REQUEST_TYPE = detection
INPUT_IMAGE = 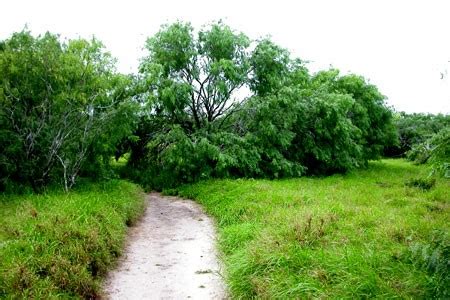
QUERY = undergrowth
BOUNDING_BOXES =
[176,159,449,298]
[0,180,145,299]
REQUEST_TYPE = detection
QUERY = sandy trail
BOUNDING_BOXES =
[103,193,227,299]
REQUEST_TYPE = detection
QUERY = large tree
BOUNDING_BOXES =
[310,70,397,162]
[0,31,136,191]
[129,22,397,189]
[139,21,251,131]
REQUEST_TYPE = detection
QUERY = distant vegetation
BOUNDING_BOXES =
[385,113,449,156]
[385,113,450,177]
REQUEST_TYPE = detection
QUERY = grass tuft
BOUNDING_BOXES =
[0,180,145,299]
[405,177,436,190]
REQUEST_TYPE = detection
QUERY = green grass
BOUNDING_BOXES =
[0,180,145,299]
[176,159,449,299]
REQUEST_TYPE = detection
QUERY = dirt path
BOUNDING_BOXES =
[103,193,227,299]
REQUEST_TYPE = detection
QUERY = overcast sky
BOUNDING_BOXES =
[2,0,449,113]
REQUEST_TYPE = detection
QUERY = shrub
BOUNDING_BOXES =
[428,128,450,178]
[405,177,436,190]
[409,230,449,298]
[406,128,450,178]
[385,113,450,157]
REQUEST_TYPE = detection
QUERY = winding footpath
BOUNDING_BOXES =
[103,193,227,299]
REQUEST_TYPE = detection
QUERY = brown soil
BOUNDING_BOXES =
[103,193,227,299]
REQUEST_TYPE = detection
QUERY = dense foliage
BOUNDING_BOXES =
[385,112,450,157]
[383,113,450,177]
[0,23,417,192]
[0,31,137,191]
[128,21,397,189]
[408,127,450,177]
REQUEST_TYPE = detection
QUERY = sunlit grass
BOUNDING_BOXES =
[177,159,449,298]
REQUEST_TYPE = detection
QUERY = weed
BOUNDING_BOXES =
[0,180,145,298]
[162,188,179,196]
[409,230,449,298]
[405,177,436,190]
[178,159,449,298]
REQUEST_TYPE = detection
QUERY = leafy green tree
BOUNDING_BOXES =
[250,39,290,96]
[239,87,363,177]
[311,70,397,162]
[385,112,450,157]
[238,90,303,178]
[129,22,397,189]
[128,21,257,188]
[0,30,137,191]
[139,21,251,131]
[250,39,310,97]
[335,73,397,161]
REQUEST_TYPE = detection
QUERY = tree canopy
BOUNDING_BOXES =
[0,22,404,191]
[126,21,398,189]
[0,30,136,191]
[139,21,251,131]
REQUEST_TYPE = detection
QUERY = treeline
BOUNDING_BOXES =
[385,113,449,176]
[0,22,447,191]
[124,22,397,189]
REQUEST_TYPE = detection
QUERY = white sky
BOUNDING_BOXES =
[2,0,449,114]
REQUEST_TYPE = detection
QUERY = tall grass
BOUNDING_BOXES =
[0,180,145,298]
[177,159,449,298]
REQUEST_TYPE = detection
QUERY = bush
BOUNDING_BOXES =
[405,177,436,190]
[409,230,449,298]
[241,88,364,176]
[406,128,450,178]
[385,113,450,157]
[428,128,450,178]
[128,125,261,190]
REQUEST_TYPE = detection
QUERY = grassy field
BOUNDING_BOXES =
[0,180,145,298]
[176,159,449,299]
